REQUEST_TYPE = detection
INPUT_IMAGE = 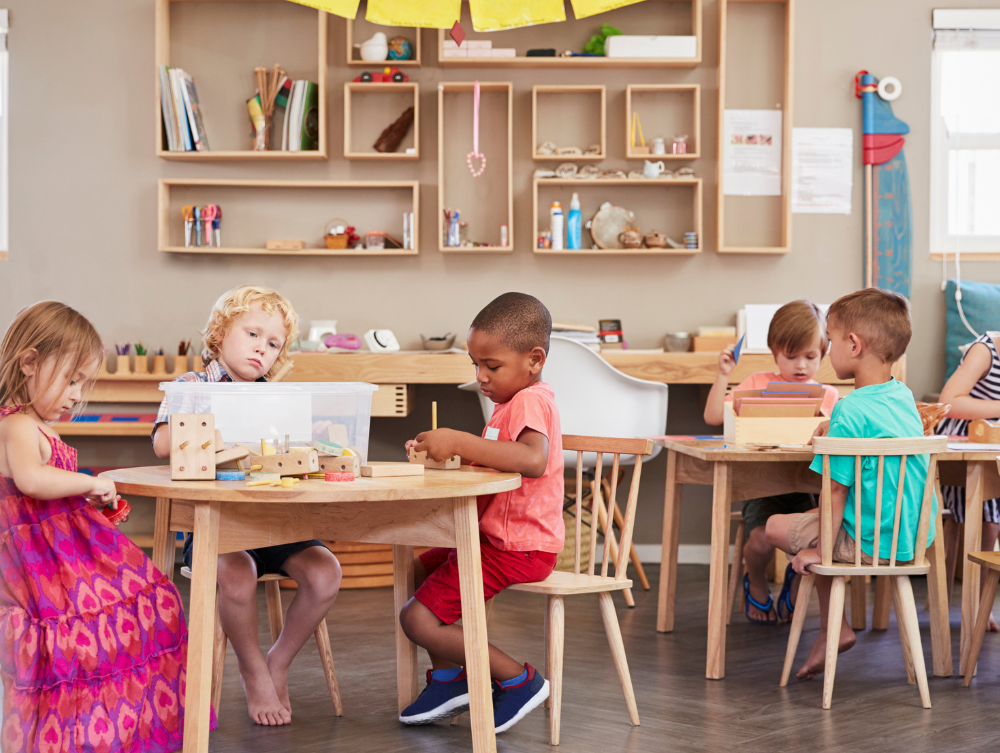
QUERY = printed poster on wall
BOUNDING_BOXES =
[722,109,783,196]
[791,128,853,214]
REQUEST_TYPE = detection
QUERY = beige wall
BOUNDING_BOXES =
[4,0,1000,547]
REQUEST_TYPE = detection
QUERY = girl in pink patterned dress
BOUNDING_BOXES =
[0,302,194,753]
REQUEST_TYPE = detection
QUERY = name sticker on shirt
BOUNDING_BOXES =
[484,426,500,441]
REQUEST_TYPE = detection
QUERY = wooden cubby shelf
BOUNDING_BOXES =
[158,178,419,256]
[532,85,606,161]
[154,0,328,161]
[346,5,421,67]
[717,0,794,254]
[438,82,514,253]
[532,177,703,255]
[625,84,700,160]
[438,0,701,69]
[344,82,419,160]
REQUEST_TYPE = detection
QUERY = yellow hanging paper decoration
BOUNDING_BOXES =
[571,0,646,21]
[366,0,461,29]
[469,0,565,32]
[285,0,360,19]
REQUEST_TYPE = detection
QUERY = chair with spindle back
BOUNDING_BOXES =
[779,436,946,709]
[507,434,654,746]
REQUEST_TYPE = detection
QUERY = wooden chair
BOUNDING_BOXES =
[779,436,945,709]
[508,435,654,746]
[179,567,342,718]
[962,454,1000,687]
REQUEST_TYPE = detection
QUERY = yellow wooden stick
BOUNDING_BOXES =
[432,401,437,431]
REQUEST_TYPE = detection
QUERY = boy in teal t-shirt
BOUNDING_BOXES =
[766,288,933,682]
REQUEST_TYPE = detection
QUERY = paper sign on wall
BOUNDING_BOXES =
[722,109,783,196]
[791,128,853,214]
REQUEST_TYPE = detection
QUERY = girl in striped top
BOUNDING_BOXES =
[938,332,1000,629]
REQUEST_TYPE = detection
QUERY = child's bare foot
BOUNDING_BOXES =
[239,663,291,725]
[266,651,292,715]
[796,621,856,680]
[989,611,999,632]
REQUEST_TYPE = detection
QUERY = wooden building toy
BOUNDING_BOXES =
[215,445,250,469]
[361,462,424,478]
[319,454,361,475]
[408,400,461,469]
[169,413,216,480]
[256,449,320,476]
[969,419,1000,444]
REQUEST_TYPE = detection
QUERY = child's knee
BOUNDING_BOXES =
[297,553,343,603]
[216,553,258,599]
[399,598,431,642]
[764,516,783,548]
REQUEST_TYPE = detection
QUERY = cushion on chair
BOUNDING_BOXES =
[945,279,1000,378]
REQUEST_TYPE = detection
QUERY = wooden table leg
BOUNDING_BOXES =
[454,495,496,753]
[926,505,953,677]
[392,544,418,712]
[657,450,682,633]
[182,500,220,753]
[960,462,987,677]
[152,497,174,583]
[706,461,731,679]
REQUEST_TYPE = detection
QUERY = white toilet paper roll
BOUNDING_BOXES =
[877,76,902,101]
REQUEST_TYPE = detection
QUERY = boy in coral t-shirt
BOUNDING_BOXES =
[399,292,563,734]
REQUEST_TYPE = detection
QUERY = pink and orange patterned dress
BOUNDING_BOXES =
[0,405,191,752]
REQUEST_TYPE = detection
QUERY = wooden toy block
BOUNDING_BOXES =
[969,419,1000,444]
[214,429,224,448]
[248,472,280,482]
[723,403,824,447]
[327,424,351,447]
[409,447,461,470]
[215,445,250,467]
[318,455,361,475]
[256,450,320,476]
[170,414,216,480]
[241,443,262,457]
[361,462,425,478]
[315,439,346,456]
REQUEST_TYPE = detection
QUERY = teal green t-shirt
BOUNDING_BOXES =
[807,378,935,561]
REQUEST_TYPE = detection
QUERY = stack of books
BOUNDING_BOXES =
[552,323,601,352]
[281,80,319,152]
[159,65,209,152]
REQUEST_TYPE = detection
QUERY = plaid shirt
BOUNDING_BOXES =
[152,360,265,444]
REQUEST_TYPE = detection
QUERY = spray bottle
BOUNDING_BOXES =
[550,201,564,251]
[567,193,582,250]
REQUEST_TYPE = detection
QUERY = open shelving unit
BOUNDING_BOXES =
[532,85,606,161]
[346,4,421,67]
[158,178,419,256]
[437,82,513,253]
[154,0,328,161]
[625,84,700,160]
[344,82,420,160]
[438,0,701,69]
[532,177,703,255]
[716,0,794,254]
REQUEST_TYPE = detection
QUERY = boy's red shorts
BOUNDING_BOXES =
[415,537,557,625]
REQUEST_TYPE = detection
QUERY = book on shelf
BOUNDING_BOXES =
[158,64,208,152]
[179,69,209,151]
[280,79,319,152]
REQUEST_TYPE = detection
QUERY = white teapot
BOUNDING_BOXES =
[643,160,667,179]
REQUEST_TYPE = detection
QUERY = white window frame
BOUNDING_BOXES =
[930,9,1000,260]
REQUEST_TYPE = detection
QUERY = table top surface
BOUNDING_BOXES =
[656,437,1000,463]
[101,464,521,503]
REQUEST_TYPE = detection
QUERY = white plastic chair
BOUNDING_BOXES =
[460,335,669,602]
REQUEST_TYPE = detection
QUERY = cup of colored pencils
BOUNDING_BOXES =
[250,64,285,151]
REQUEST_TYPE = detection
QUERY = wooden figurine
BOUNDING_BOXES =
[361,462,424,478]
[256,449,320,476]
[409,401,460,470]
[968,419,1000,444]
[318,455,361,475]
[170,414,216,481]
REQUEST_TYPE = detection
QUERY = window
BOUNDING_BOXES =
[931,10,1000,258]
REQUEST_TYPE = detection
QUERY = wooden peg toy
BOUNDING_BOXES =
[215,445,251,468]
[170,414,216,480]
[318,454,361,475]
[361,462,424,478]
[409,401,460,470]
[256,449,320,476]
[969,419,1000,443]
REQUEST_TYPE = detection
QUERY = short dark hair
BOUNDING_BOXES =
[470,292,552,354]
[767,300,827,357]
[827,288,911,362]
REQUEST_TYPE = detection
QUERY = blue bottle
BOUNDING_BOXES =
[567,193,582,250]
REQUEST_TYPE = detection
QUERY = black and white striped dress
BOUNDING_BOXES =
[937,333,1000,523]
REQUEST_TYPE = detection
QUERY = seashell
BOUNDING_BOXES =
[627,170,645,180]
[534,168,557,179]
[536,141,557,155]
[578,165,601,179]
[602,170,627,180]
[584,143,602,155]
[675,167,696,178]
[556,146,582,156]
[555,162,578,179]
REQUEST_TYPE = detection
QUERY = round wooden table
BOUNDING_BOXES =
[102,464,520,753]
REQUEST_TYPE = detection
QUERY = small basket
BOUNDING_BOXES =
[325,218,349,249]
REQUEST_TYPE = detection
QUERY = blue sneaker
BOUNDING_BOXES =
[399,669,470,724]
[492,663,550,734]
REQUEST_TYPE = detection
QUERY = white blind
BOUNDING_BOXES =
[934,29,1000,50]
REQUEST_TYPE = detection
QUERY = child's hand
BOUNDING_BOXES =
[84,477,118,509]
[404,438,419,453]
[808,421,830,445]
[791,547,821,575]
[413,429,462,462]
[717,344,736,376]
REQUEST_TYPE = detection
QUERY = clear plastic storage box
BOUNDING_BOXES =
[159,382,378,464]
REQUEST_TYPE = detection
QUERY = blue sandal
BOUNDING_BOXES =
[743,573,777,624]
[776,563,797,622]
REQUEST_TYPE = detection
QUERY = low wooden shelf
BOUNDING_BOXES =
[625,84,700,160]
[344,82,419,160]
[532,85,606,161]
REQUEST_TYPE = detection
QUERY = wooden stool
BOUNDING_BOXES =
[179,567,343,717]
[963,550,1000,686]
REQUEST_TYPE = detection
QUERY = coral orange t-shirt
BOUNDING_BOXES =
[475,382,565,553]
[725,371,840,417]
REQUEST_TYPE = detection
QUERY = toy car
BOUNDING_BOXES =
[353,67,408,83]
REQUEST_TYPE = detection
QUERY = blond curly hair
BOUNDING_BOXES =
[201,286,299,379]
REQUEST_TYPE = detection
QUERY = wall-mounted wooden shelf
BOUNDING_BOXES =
[532,178,703,255]
[344,82,419,160]
[158,178,419,256]
[346,8,421,67]
[438,82,513,253]
[717,0,794,254]
[154,0,328,161]
[532,85,606,161]
[625,84,700,160]
[437,0,701,69]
